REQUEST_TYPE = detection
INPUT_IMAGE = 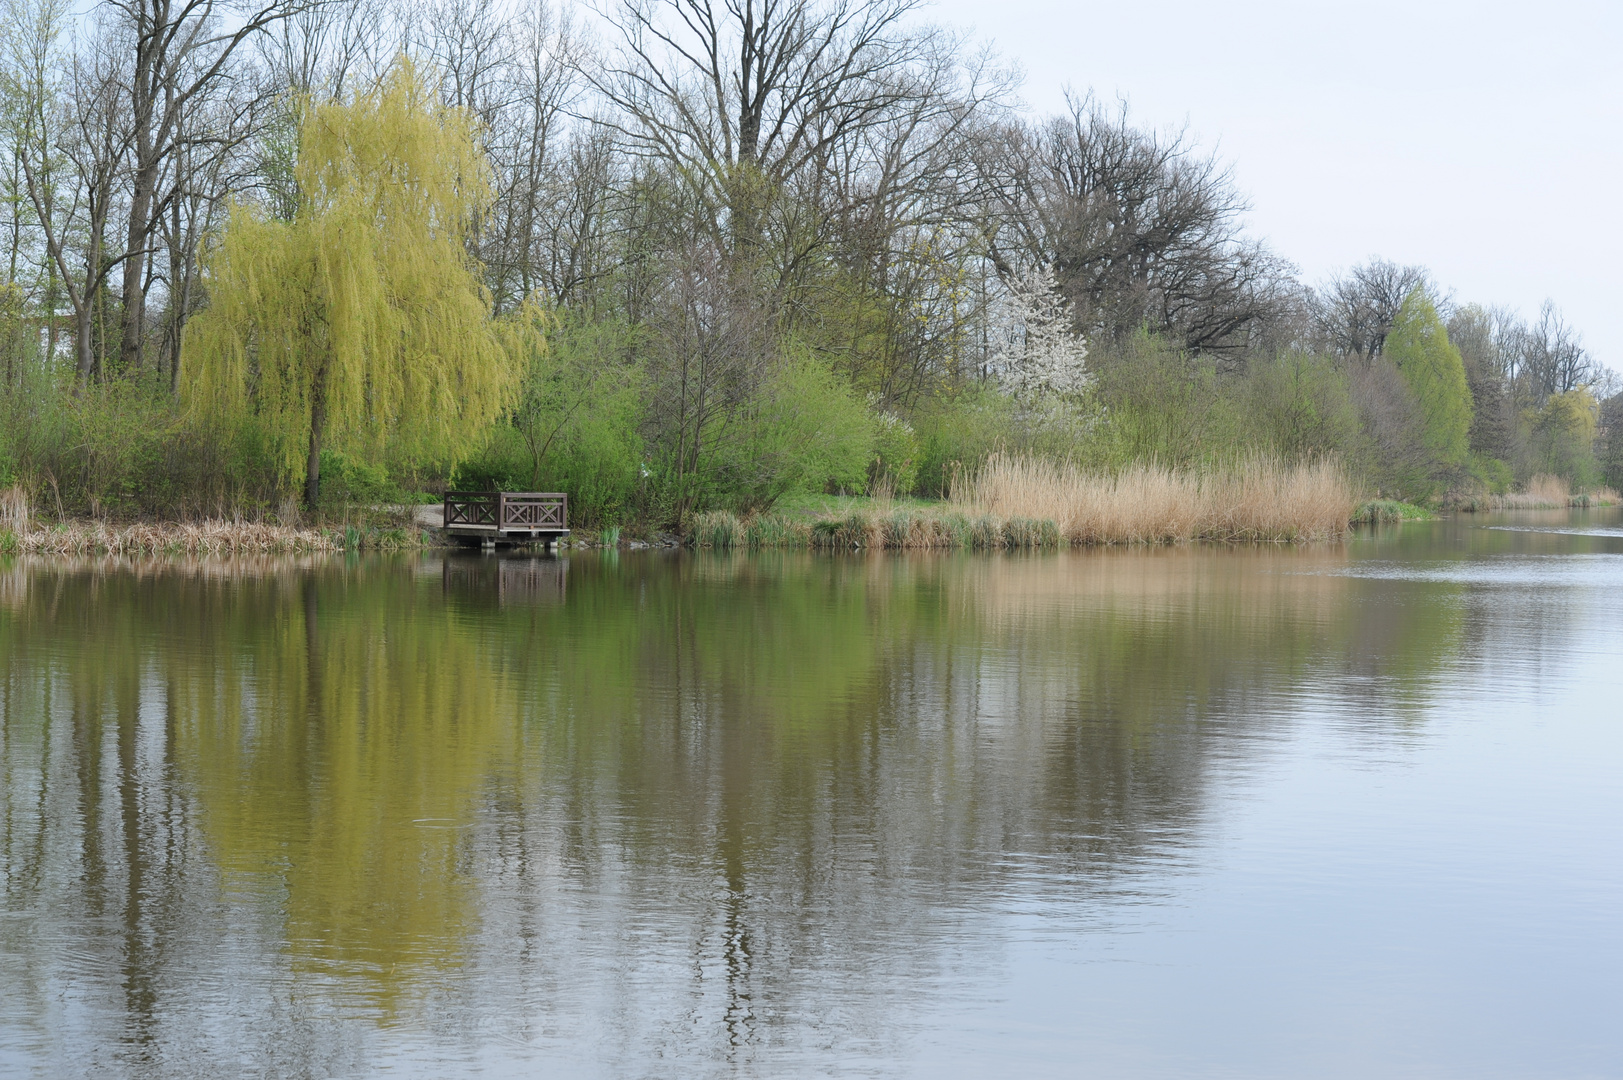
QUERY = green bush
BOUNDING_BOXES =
[1246,352,1361,459]
[737,353,876,506]
[456,310,647,527]
[912,384,1019,497]
[1527,390,1600,489]
[317,449,398,510]
[870,410,920,494]
[1468,454,1515,495]
[1089,333,1245,469]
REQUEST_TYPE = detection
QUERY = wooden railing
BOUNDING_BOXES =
[443,491,567,531]
[499,492,567,529]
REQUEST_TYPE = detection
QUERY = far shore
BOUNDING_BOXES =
[3,466,1615,558]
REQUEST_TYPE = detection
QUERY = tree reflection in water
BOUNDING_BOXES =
[0,545,1474,1074]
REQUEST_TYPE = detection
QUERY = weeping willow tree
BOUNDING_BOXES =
[182,59,523,507]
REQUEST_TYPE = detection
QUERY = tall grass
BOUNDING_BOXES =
[686,453,1356,550]
[1,485,27,534]
[688,507,1061,550]
[1482,475,1622,509]
[14,520,341,555]
[1494,473,1569,509]
[5,517,429,555]
[954,453,1359,543]
[1351,499,1431,525]
[1490,474,1574,509]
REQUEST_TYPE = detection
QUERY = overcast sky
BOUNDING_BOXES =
[926,0,1622,367]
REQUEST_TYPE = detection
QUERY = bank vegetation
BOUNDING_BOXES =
[1,0,1618,544]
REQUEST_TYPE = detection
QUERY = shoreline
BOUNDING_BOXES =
[2,499,1614,559]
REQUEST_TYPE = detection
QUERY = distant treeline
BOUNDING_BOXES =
[0,0,1616,525]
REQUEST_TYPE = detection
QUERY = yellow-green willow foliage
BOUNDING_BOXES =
[182,59,523,506]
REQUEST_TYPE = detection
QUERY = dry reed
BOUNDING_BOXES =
[953,453,1360,544]
[1489,474,1570,509]
[687,507,1060,550]
[15,520,351,556]
[1,485,28,535]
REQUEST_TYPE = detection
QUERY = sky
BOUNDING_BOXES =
[925,0,1623,369]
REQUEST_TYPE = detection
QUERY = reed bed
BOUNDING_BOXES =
[1452,481,1619,513]
[954,454,1359,543]
[687,453,1354,550]
[1,485,27,535]
[14,520,344,555]
[0,482,432,555]
[1482,474,1618,510]
[1351,499,1431,525]
[688,508,1062,550]
[1487,474,1571,509]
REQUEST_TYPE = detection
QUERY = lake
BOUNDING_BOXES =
[2,510,1620,1078]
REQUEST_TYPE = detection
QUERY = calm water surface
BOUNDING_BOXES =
[2,511,1620,1078]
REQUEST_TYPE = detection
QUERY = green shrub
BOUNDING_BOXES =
[913,385,1019,498]
[737,353,876,506]
[1527,390,1600,489]
[1089,333,1245,469]
[1469,455,1515,495]
[871,411,920,494]
[318,449,398,510]
[1246,352,1361,459]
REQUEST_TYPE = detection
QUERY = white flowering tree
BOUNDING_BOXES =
[997,267,1091,400]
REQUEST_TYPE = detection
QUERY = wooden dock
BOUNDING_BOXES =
[442,491,569,547]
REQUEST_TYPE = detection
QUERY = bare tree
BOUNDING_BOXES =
[1312,258,1428,363]
[981,93,1291,359]
[588,0,933,256]
[1517,299,1598,405]
[107,0,299,375]
[456,0,594,310]
[644,242,774,516]
[809,36,1012,402]
[17,14,132,386]
[150,74,260,390]
[0,0,74,365]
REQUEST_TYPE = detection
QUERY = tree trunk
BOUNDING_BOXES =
[73,304,94,388]
[119,159,157,374]
[305,363,328,511]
